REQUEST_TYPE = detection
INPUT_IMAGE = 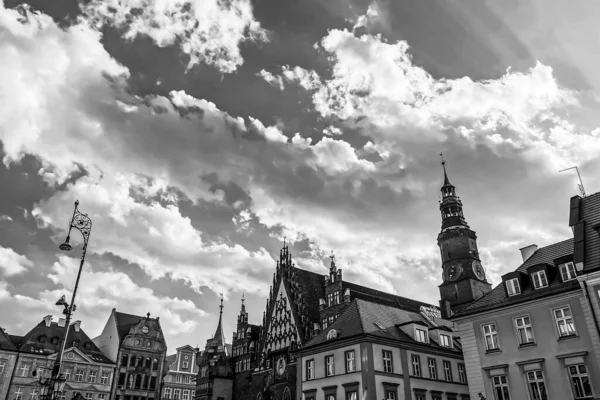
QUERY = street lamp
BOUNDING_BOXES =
[33,368,67,400]
[50,200,92,398]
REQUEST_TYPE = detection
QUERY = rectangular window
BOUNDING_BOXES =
[439,333,451,347]
[414,328,428,343]
[176,375,182,383]
[333,290,340,305]
[306,359,315,380]
[415,396,425,400]
[15,389,23,400]
[184,375,190,383]
[411,355,421,377]
[482,323,500,350]
[384,391,396,400]
[560,262,577,281]
[75,370,84,382]
[327,292,336,307]
[346,391,357,400]
[19,364,30,377]
[325,355,334,377]
[326,396,336,400]
[526,370,547,400]
[98,395,105,400]
[174,389,181,400]
[84,394,93,400]
[100,372,109,385]
[458,363,467,384]
[30,389,38,400]
[568,365,593,399]
[427,358,437,379]
[443,360,452,381]
[515,316,535,345]
[382,350,393,373]
[491,375,510,400]
[553,306,576,337]
[87,370,97,383]
[345,351,356,373]
[183,361,189,368]
[506,278,520,296]
[64,369,72,381]
[531,270,548,289]
[182,390,190,400]
[322,318,328,329]
[165,389,172,400]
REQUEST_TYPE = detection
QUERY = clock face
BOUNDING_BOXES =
[276,356,287,377]
[142,326,149,334]
[473,260,486,280]
[446,262,462,282]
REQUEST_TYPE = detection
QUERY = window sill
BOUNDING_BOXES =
[558,334,578,341]
[485,348,501,355]
[518,342,537,349]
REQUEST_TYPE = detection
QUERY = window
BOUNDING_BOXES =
[191,390,195,399]
[326,396,335,400]
[15,389,23,400]
[98,395,106,400]
[346,391,357,400]
[553,306,576,337]
[87,370,97,383]
[415,396,425,400]
[439,333,451,347]
[560,262,577,281]
[100,372,109,385]
[0,360,4,374]
[64,369,71,381]
[382,350,393,373]
[482,323,500,350]
[568,365,593,399]
[345,351,355,373]
[176,374,182,383]
[30,389,38,400]
[184,375,190,383]
[183,390,190,400]
[414,328,428,343]
[514,316,535,345]
[325,355,334,377]
[306,359,315,380]
[506,278,521,296]
[165,388,172,399]
[174,389,181,400]
[327,291,340,307]
[384,391,396,400]
[458,363,467,383]
[427,358,437,379]
[322,318,328,330]
[443,360,452,381]
[19,364,30,377]
[526,370,547,400]
[531,270,548,289]
[183,361,189,368]
[411,355,421,377]
[75,369,84,382]
[491,375,510,400]
[85,393,93,400]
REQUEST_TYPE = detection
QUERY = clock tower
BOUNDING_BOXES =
[437,157,491,318]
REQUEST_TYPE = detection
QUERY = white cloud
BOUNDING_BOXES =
[81,0,268,73]
[352,2,381,32]
[257,69,284,91]
[0,246,33,276]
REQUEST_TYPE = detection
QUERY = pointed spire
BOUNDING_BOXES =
[438,153,469,230]
[240,292,246,313]
[440,153,451,186]
[212,292,225,347]
[329,250,336,271]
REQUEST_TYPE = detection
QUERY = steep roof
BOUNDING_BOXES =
[114,311,145,343]
[15,319,112,363]
[303,298,460,354]
[344,281,434,312]
[165,353,177,370]
[0,328,17,351]
[453,238,576,318]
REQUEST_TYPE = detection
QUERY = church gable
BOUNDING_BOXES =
[264,281,300,353]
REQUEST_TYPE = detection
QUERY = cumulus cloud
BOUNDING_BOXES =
[81,0,268,73]
[257,69,284,91]
[0,246,33,276]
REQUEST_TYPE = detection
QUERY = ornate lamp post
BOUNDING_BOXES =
[33,367,67,400]
[48,200,92,399]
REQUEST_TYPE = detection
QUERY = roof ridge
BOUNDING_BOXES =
[354,299,366,333]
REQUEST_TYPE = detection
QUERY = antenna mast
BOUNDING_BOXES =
[559,166,586,198]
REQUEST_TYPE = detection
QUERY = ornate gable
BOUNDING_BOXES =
[264,281,300,353]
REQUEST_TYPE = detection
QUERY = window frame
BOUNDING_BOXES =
[442,360,453,382]
[414,327,428,343]
[439,333,452,348]
[560,262,577,281]
[458,363,467,384]
[552,305,577,338]
[427,357,437,380]
[306,358,315,380]
[491,375,510,400]
[506,278,521,296]
[531,270,548,290]
[567,364,594,399]
[526,370,547,400]
[345,350,356,373]
[325,354,335,377]
[482,323,500,351]
[514,315,535,345]
[382,349,393,373]
[411,354,421,377]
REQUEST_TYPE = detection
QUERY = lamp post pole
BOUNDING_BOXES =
[49,200,93,400]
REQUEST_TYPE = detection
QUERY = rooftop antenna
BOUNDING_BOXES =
[559,166,586,198]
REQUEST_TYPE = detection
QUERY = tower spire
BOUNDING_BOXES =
[212,292,225,347]
[440,153,451,186]
[438,155,468,231]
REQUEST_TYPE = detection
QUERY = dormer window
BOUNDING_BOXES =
[559,262,577,282]
[415,328,428,343]
[506,278,521,296]
[531,270,548,289]
[439,333,452,347]
[326,329,338,340]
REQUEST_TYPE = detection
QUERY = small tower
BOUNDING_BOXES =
[437,155,492,318]
[319,252,346,329]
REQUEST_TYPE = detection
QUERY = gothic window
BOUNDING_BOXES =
[283,387,291,400]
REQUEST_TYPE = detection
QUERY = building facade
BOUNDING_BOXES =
[6,315,115,400]
[230,296,261,400]
[0,328,21,400]
[450,191,600,400]
[296,299,470,400]
[162,345,199,400]
[93,309,168,400]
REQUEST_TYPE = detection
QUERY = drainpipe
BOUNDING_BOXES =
[583,281,600,335]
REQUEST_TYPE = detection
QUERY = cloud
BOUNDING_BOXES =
[0,246,33,276]
[81,0,268,73]
[257,69,284,91]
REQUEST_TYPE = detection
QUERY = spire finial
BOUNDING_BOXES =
[219,292,224,316]
[241,292,245,305]
[440,153,451,185]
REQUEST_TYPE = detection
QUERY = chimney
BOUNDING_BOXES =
[72,320,81,332]
[43,315,53,327]
[58,318,66,327]
[520,244,538,262]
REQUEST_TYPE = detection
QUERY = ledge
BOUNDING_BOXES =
[516,358,545,366]
[558,334,578,342]
[518,342,537,349]
[485,348,502,355]
[556,351,588,360]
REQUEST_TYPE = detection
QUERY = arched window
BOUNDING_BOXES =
[283,387,291,400]
[152,359,159,371]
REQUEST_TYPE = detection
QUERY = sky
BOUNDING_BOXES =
[1,0,600,353]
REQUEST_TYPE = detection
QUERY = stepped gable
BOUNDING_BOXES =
[453,238,575,317]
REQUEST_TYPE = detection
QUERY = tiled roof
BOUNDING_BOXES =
[453,238,576,318]
[114,311,145,343]
[0,328,17,351]
[302,299,460,354]
[580,192,600,272]
[14,320,113,364]
[344,281,435,312]
[166,354,177,370]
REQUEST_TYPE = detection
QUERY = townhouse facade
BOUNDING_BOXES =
[5,315,115,400]
[162,345,199,400]
[93,309,168,400]
[0,328,20,400]
[450,191,600,400]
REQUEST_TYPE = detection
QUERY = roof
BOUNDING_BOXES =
[0,328,17,351]
[166,353,177,370]
[114,311,145,343]
[302,299,460,354]
[344,281,434,312]
[12,319,113,364]
[453,238,576,318]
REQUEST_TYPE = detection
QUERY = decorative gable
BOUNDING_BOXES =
[264,281,300,353]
